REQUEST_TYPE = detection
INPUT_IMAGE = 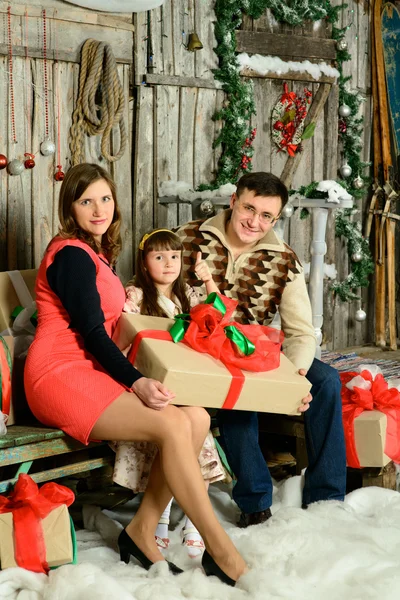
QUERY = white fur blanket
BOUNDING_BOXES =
[1,477,400,599]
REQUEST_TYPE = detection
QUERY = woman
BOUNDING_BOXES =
[24,163,247,586]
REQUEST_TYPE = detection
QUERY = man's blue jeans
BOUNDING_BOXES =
[216,358,346,514]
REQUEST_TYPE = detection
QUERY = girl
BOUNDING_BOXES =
[112,229,227,559]
[24,164,247,586]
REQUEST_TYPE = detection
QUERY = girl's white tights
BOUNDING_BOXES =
[155,498,204,557]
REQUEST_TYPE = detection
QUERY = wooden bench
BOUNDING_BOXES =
[0,425,114,494]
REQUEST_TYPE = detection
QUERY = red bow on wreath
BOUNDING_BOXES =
[281,82,297,107]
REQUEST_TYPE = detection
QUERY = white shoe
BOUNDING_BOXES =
[181,526,205,559]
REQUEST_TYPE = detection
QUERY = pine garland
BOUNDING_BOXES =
[207,1,373,303]
[203,0,341,189]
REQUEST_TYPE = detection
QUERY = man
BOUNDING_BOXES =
[176,171,346,527]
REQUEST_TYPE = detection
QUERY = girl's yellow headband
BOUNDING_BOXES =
[138,229,174,250]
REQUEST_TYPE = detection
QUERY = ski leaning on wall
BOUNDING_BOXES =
[366,0,399,350]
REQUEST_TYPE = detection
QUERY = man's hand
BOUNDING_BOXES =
[132,377,175,411]
[194,251,212,283]
[297,368,312,413]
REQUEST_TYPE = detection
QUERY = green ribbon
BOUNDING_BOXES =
[224,325,255,356]
[204,292,227,315]
[169,293,255,356]
[170,314,191,343]
[11,306,37,328]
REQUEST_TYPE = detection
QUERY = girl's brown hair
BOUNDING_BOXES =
[132,230,191,317]
[58,163,122,265]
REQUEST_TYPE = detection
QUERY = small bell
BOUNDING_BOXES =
[187,32,203,52]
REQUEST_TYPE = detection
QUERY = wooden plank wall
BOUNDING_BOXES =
[134,0,372,351]
[132,0,222,245]
[0,0,134,282]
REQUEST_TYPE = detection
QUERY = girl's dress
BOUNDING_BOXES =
[24,238,141,445]
[110,284,227,492]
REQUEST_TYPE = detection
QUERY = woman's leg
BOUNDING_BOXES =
[91,393,246,580]
[126,405,210,559]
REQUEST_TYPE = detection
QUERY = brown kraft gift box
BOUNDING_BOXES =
[353,411,391,467]
[0,504,73,569]
[114,313,312,415]
[0,270,37,333]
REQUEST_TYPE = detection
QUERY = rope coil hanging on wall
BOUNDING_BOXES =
[69,39,127,165]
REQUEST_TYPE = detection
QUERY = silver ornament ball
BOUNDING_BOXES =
[40,140,56,156]
[353,176,364,190]
[340,163,352,178]
[355,308,367,322]
[281,203,294,218]
[338,104,351,118]
[7,159,24,176]
[352,251,363,262]
[336,39,348,51]
[200,199,214,216]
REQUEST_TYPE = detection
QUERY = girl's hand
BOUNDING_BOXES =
[132,377,175,411]
[195,251,212,283]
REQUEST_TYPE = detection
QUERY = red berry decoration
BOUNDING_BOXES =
[24,153,35,169]
[54,165,65,182]
[273,121,284,131]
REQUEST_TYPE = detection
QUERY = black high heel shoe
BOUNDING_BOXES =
[201,549,236,586]
[118,529,183,574]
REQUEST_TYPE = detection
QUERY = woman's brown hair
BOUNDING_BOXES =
[132,230,191,318]
[58,163,122,265]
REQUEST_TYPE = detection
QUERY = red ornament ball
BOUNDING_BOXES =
[273,121,284,131]
[24,158,35,169]
[24,153,35,169]
[54,169,65,182]
[0,154,7,170]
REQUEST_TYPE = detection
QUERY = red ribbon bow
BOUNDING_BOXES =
[182,295,283,372]
[340,370,400,468]
[0,474,75,573]
[281,82,297,107]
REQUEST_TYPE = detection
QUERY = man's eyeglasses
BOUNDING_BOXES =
[235,201,280,225]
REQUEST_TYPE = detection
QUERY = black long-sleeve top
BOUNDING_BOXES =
[46,246,143,388]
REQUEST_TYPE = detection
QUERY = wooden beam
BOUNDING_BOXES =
[141,73,223,90]
[240,68,336,85]
[0,3,134,31]
[0,456,114,493]
[0,43,133,65]
[280,83,332,188]
[236,31,336,61]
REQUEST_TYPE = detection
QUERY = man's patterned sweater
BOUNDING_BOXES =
[176,209,316,370]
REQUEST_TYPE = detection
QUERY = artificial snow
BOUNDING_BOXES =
[159,181,236,202]
[237,53,339,81]
[303,262,337,281]
[1,479,400,599]
[316,180,354,204]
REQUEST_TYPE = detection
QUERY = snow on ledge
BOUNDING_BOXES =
[237,53,339,81]
[159,181,236,202]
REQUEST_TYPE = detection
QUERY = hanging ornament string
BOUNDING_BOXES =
[7,5,16,145]
[24,9,35,169]
[54,16,64,181]
[40,9,55,156]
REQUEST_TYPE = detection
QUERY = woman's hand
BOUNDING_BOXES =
[297,368,312,413]
[132,377,175,411]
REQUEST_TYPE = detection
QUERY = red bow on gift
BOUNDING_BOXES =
[340,370,400,468]
[0,474,74,573]
[181,294,283,372]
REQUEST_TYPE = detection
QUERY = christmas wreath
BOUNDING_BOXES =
[271,83,313,156]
